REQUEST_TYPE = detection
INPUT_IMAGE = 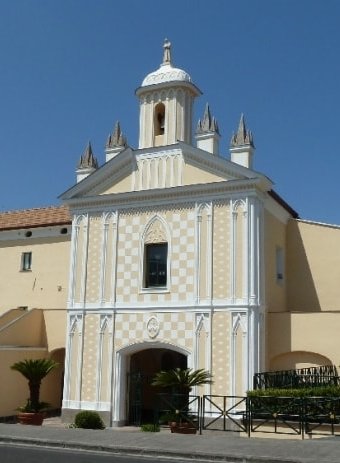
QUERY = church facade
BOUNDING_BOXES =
[59,41,340,426]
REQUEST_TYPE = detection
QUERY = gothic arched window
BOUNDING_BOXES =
[142,216,170,289]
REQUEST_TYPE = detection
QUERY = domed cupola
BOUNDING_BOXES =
[136,40,201,149]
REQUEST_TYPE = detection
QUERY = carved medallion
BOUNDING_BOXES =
[147,316,160,339]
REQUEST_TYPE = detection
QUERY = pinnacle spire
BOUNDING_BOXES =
[196,103,219,134]
[162,38,172,66]
[106,121,127,149]
[78,141,98,169]
[230,114,254,147]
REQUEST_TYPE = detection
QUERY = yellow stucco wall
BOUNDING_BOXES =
[264,210,287,313]
[267,312,340,368]
[101,174,132,195]
[287,220,340,311]
[0,236,70,313]
[0,349,48,416]
[183,163,226,185]
[43,310,67,352]
[0,309,46,347]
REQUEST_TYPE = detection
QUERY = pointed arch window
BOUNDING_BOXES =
[141,216,170,290]
[145,243,168,287]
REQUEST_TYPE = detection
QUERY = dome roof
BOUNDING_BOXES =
[141,63,192,87]
[141,40,192,88]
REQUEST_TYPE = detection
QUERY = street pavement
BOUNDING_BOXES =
[0,419,339,463]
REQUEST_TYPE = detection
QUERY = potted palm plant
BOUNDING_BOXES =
[10,358,58,425]
[152,368,213,433]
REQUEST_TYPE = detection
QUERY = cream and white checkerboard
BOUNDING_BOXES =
[116,207,195,304]
[114,311,194,350]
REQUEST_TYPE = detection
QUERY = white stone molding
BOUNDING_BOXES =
[206,204,213,304]
[194,205,201,303]
[80,214,89,305]
[146,315,160,339]
[134,151,183,190]
[195,202,213,305]
[248,198,260,306]
[110,212,119,305]
[230,199,246,304]
[230,311,248,397]
[96,314,114,406]
[63,400,111,411]
[195,313,211,396]
[99,212,117,305]
[242,199,249,302]
[62,313,84,407]
[68,215,86,307]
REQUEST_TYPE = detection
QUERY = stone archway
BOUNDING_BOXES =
[112,342,191,426]
[270,351,333,371]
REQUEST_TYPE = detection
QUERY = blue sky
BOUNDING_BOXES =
[0,0,339,224]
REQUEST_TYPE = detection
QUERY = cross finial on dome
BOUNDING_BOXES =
[162,38,172,65]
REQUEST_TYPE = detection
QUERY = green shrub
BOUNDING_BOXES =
[140,423,160,432]
[247,386,340,398]
[74,411,105,429]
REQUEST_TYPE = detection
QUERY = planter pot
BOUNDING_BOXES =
[169,421,197,434]
[17,412,45,426]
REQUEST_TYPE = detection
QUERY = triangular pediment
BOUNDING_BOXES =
[60,143,271,202]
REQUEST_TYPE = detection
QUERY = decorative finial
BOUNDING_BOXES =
[196,103,220,134]
[230,114,254,147]
[162,38,172,65]
[106,121,127,149]
[78,141,99,169]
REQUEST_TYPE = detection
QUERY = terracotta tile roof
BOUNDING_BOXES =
[0,205,71,231]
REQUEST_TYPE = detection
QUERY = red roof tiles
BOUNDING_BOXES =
[0,205,71,231]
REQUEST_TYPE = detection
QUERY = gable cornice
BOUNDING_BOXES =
[59,147,134,200]
[178,141,271,185]
[60,142,273,201]
[62,178,266,212]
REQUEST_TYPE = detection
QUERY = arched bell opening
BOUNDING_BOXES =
[154,102,166,146]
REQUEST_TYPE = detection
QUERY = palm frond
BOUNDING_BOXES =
[11,358,58,382]
[152,368,213,389]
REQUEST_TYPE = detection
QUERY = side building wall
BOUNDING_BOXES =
[267,219,340,370]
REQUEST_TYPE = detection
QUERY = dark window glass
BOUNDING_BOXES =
[22,252,32,271]
[145,243,167,287]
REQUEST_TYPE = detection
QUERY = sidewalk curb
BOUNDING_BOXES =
[0,435,313,463]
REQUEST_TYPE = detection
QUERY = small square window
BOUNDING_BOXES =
[144,243,167,288]
[21,252,32,271]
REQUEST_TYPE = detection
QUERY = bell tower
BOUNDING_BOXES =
[136,40,201,149]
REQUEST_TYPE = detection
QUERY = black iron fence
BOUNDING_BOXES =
[154,393,340,438]
[155,393,201,432]
[201,395,249,436]
[254,365,339,390]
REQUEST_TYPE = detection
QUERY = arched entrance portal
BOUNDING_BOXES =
[128,348,187,425]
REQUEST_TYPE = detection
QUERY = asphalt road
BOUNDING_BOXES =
[0,443,210,463]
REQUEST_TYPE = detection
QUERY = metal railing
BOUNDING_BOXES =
[153,393,340,438]
[254,365,339,390]
[155,393,200,431]
[201,395,249,436]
